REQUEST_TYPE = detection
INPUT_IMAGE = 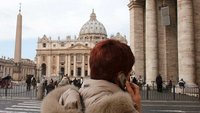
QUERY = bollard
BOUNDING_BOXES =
[173,85,175,100]
[37,83,44,100]
[5,86,7,97]
[146,84,149,100]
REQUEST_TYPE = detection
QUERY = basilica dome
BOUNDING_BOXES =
[78,10,107,41]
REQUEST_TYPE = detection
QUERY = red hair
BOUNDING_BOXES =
[89,39,135,82]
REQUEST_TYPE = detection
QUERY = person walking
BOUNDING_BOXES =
[31,77,37,89]
[156,74,163,92]
[166,80,172,91]
[26,77,31,91]
[46,81,55,94]
[132,76,138,85]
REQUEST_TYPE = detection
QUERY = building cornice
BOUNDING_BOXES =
[128,0,145,10]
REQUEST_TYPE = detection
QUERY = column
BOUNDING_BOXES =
[10,68,13,77]
[193,0,200,84]
[81,54,85,77]
[3,66,5,77]
[145,0,158,85]
[0,66,2,77]
[73,54,76,77]
[65,55,68,75]
[67,54,71,76]
[128,0,145,79]
[177,0,196,86]
[56,55,60,76]
[47,56,51,76]
[88,54,90,76]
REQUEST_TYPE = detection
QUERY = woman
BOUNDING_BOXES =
[41,39,141,113]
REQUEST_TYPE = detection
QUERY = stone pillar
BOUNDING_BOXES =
[67,54,71,76]
[177,0,196,86]
[81,54,85,77]
[47,56,51,76]
[145,0,158,85]
[73,54,76,77]
[193,0,200,84]
[88,55,90,76]
[56,55,60,76]
[64,55,68,75]
[128,0,145,79]
[11,68,13,77]
[3,67,5,77]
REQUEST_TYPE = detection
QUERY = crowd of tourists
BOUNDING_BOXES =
[39,76,84,95]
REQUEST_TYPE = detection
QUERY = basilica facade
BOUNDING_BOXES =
[36,10,127,79]
[128,0,200,86]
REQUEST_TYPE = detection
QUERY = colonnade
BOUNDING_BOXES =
[43,53,90,77]
[129,0,197,86]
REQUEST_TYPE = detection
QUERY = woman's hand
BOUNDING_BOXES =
[125,81,141,113]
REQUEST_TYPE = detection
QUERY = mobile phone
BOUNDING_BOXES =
[118,72,127,91]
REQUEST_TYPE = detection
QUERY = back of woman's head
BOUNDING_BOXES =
[89,39,135,82]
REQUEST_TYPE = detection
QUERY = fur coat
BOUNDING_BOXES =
[41,79,139,113]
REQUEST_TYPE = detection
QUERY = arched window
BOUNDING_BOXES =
[43,43,46,48]
[41,63,46,76]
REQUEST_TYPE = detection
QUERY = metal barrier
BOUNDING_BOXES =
[0,83,37,99]
[1,82,199,101]
[141,85,200,101]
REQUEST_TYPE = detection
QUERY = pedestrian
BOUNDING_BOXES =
[138,75,143,89]
[46,81,55,94]
[41,39,141,113]
[50,78,54,84]
[31,77,37,89]
[156,74,163,92]
[178,78,185,88]
[132,76,138,85]
[72,77,78,87]
[26,77,31,91]
[54,80,58,88]
[166,80,172,91]
[42,79,48,95]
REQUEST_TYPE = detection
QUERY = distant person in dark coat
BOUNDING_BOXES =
[132,76,138,85]
[31,77,37,89]
[167,80,172,91]
[156,74,163,92]
[46,81,55,94]
[42,79,48,94]
[26,77,31,91]
[73,78,78,87]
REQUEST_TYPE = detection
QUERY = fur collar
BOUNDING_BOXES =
[41,79,139,113]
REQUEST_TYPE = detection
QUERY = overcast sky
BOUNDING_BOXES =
[0,0,130,60]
